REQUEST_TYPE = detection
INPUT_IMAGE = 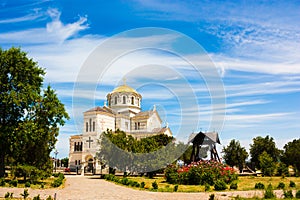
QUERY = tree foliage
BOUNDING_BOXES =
[97,129,185,173]
[222,139,248,171]
[282,139,300,176]
[249,135,280,169]
[0,47,69,177]
[259,151,276,176]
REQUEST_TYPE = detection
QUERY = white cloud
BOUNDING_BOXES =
[0,8,89,44]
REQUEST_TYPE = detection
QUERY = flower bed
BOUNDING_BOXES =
[165,160,237,186]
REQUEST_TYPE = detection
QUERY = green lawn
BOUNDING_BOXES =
[124,176,300,192]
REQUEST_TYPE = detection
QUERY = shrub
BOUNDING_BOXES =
[46,195,53,200]
[165,161,237,186]
[277,182,285,189]
[255,182,265,189]
[58,173,65,180]
[264,184,275,199]
[9,179,18,187]
[296,190,300,199]
[121,178,129,186]
[152,181,158,190]
[25,181,31,188]
[140,181,145,188]
[20,189,29,199]
[135,182,140,188]
[174,184,178,192]
[230,182,238,190]
[33,195,41,200]
[205,183,210,191]
[5,192,13,198]
[0,177,5,186]
[283,190,293,199]
[214,180,227,191]
[164,165,179,184]
[51,178,63,187]
[277,162,289,177]
[290,180,296,188]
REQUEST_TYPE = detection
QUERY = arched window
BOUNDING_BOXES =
[89,118,92,132]
[114,96,117,104]
[137,98,140,106]
[131,96,134,105]
[80,142,83,151]
[74,142,77,151]
[78,160,81,165]
[93,121,95,131]
[86,122,88,132]
[123,96,126,104]
[75,160,77,165]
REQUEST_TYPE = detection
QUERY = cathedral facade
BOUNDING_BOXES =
[68,83,172,174]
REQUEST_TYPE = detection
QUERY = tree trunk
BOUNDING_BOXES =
[0,150,5,177]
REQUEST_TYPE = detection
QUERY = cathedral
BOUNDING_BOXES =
[68,82,172,174]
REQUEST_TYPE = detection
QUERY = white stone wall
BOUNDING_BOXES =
[96,114,115,134]
[147,112,162,132]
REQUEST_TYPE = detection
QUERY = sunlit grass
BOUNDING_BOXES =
[124,176,300,192]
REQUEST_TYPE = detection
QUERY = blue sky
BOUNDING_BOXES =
[1,0,299,158]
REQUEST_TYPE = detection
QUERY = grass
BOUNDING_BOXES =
[0,176,65,189]
[122,176,300,193]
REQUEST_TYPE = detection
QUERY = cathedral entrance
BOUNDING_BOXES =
[84,155,94,174]
[87,158,94,173]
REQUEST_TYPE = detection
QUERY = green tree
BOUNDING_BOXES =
[97,129,179,173]
[259,151,276,176]
[0,47,69,177]
[222,139,248,172]
[249,135,280,169]
[282,139,300,176]
[60,157,69,168]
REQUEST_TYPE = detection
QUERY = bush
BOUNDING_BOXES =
[214,180,227,191]
[0,177,5,186]
[277,182,285,189]
[283,190,293,199]
[25,181,31,188]
[46,195,53,200]
[152,181,158,190]
[140,181,145,188]
[165,161,237,186]
[33,195,41,200]
[51,178,63,187]
[121,178,129,186]
[205,183,210,191]
[264,184,275,199]
[9,179,18,187]
[5,192,13,198]
[174,184,178,192]
[277,162,289,177]
[58,173,65,180]
[255,182,265,189]
[20,189,29,199]
[290,180,296,188]
[296,190,300,199]
[230,182,238,190]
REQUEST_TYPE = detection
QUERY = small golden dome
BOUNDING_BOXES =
[111,84,139,94]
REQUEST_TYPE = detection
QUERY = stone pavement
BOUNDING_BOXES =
[0,175,268,200]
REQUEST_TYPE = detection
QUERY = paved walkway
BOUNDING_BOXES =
[0,175,286,200]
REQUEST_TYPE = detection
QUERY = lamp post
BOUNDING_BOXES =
[54,149,59,173]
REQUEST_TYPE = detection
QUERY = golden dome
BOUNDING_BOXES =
[111,84,139,94]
